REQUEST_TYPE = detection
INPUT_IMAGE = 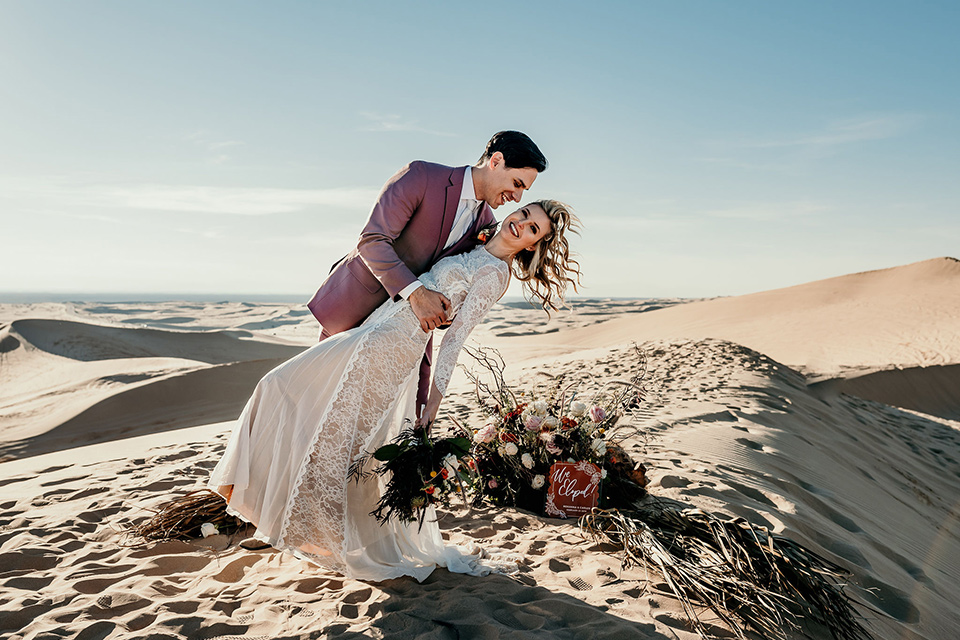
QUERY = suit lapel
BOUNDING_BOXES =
[437,203,496,260]
[432,167,464,264]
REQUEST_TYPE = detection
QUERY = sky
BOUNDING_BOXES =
[1,1,958,300]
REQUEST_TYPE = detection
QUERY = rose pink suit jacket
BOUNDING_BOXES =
[307,161,496,408]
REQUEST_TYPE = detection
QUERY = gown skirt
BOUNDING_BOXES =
[208,299,512,582]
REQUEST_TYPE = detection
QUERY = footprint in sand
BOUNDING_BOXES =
[212,555,259,583]
[88,593,152,620]
[0,548,60,572]
[548,558,571,572]
[74,576,125,595]
[68,561,137,580]
[39,475,89,488]
[294,577,344,593]
[338,585,383,620]
[526,540,547,556]
[5,575,55,590]
[164,600,200,615]
[140,554,211,577]
[657,475,690,489]
[65,487,111,501]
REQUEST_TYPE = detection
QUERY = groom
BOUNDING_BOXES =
[307,130,548,410]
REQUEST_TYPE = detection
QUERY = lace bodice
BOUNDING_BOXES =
[420,246,510,395]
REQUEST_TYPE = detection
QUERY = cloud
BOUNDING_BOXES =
[742,114,921,150]
[701,201,832,222]
[358,111,455,137]
[1,177,379,216]
[182,130,245,163]
[90,184,379,215]
[700,113,923,169]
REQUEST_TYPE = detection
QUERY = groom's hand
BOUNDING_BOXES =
[409,286,451,332]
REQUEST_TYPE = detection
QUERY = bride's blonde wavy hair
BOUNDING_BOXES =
[512,199,581,314]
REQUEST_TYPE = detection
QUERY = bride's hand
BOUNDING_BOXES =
[416,382,443,434]
[414,412,433,434]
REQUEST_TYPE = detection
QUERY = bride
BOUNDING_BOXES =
[208,199,580,582]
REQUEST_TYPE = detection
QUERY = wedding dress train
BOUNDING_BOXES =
[209,246,516,582]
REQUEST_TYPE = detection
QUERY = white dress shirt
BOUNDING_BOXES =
[398,166,481,300]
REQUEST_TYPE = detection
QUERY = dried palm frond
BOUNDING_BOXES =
[580,503,873,640]
[123,489,244,543]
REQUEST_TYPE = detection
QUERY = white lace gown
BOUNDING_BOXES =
[208,246,512,582]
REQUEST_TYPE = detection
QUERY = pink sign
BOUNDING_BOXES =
[545,461,602,518]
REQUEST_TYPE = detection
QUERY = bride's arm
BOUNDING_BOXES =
[415,379,444,432]
[414,264,508,432]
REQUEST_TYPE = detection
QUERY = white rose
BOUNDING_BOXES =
[570,401,587,417]
[543,416,559,429]
[591,438,607,455]
[532,400,548,415]
[531,474,545,489]
[601,469,608,479]
[504,442,519,456]
[200,523,219,538]
[521,452,535,469]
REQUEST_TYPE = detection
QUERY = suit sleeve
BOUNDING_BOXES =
[357,161,427,298]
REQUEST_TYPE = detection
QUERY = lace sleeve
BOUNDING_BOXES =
[433,263,508,396]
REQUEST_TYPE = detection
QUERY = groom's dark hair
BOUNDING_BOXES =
[477,131,548,172]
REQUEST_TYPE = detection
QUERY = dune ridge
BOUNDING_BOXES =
[0,318,304,461]
[486,256,960,380]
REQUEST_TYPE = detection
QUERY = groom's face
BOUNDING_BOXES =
[483,152,539,209]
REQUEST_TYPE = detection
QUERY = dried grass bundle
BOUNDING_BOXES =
[124,489,244,542]
[580,502,873,640]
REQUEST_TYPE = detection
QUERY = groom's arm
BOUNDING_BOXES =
[357,161,450,331]
[357,161,425,298]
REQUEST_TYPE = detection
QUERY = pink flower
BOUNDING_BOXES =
[589,406,607,423]
[488,479,498,489]
[545,441,562,455]
[524,415,543,431]
[474,423,497,444]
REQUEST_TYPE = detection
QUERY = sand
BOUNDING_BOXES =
[2,257,959,639]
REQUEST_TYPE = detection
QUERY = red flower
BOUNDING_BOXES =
[425,486,436,495]
[440,468,449,479]
[477,221,499,244]
[560,417,577,430]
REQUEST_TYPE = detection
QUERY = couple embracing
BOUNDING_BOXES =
[209,131,581,582]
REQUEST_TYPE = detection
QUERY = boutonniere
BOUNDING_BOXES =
[477,221,499,244]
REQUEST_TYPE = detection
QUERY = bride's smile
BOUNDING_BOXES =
[487,204,552,261]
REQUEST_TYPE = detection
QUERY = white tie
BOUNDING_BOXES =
[444,199,480,250]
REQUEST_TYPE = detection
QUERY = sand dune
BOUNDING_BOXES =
[820,364,960,422]
[2,257,959,639]
[0,318,304,461]
[2,338,959,639]
[10,318,298,364]
[494,257,960,379]
[1,358,292,460]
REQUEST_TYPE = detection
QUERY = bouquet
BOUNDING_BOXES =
[350,423,476,529]
[463,345,648,513]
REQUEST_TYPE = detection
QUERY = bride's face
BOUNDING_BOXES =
[497,204,551,254]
